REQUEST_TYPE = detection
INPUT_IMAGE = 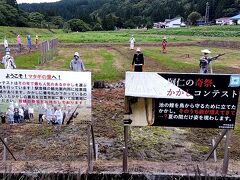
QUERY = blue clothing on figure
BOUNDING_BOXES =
[27,35,32,49]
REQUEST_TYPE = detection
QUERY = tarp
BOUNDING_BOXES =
[125,72,193,99]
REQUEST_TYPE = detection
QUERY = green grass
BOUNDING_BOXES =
[2,25,240,45]
[56,25,240,43]
[144,48,195,71]
[191,143,209,154]
[0,26,62,44]
[15,52,40,69]
[95,48,121,80]
[142,46,239,73]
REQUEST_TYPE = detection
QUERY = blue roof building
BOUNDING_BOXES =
[230,14,240,20]
[230,14,240,24]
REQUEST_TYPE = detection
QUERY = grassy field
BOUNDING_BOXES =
[0,26,62,44]
[2,25,240,45]
[29,45,240,81]
[0,30,240,168]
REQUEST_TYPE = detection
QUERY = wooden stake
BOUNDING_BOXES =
[222,130,230,176]
[123,125,129,173]
[3,138,7,161]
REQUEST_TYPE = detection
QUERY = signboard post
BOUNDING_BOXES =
[124,72,240,174]
[0,69,92,164]
[0,69,91,119]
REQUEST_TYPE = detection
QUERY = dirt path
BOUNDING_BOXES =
[58,40,240,50]
[0,159,240,176]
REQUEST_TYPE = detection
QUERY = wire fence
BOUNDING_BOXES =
[39,39,58,64]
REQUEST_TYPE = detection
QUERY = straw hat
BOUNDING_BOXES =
[136,47,141,52]
[74,52,80,57]
[201,49,211,54]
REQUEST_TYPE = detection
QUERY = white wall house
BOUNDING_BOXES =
[215,17,233,25]
[165,17,184,28]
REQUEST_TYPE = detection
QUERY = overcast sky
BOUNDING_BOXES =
[17,0,60,4]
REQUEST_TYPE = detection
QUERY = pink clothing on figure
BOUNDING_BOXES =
[16,35,21,44]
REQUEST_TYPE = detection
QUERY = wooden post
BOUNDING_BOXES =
[91,125,96,160]
[87,125,93,172]
[3,138,7,161]
[210,62,213,74]
[95,144,99,161]
[222,130,230,176]
[212,138,217,162]
[123,125,129,173]
[0,137,16,161]
[205,129,227,161]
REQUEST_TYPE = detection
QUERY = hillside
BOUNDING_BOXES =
[0,26,62,44]
[19,0,240,30]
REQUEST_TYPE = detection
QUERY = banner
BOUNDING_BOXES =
[0,69,91,123]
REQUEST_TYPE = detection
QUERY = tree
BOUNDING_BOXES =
[0,1,18,26]
[92,23,103,31]
[28,12,45,27]
[6,0,18,9]
[63,22,71,32]
[50,16,65,28]
[101,14,116,30]
[187,11,202,25]
[67,19,91,32]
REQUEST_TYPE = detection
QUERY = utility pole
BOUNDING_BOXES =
[205,2,210,25]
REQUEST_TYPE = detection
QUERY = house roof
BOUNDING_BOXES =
[230,14,240,20]
[125,72,193,99]
[215,17,230,21]
[165,17,182,23]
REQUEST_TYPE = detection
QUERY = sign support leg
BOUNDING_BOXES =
[123,125,129,173]
[3,138,7,161]
[91,125,96,160]
[0,137,16,161]
[211,138,217,162]
[222,130,230,176]
[205,129,227,161]
[87,125,93,172]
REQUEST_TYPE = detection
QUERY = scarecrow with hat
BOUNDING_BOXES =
[129,35,135,50]
[70,52,85,72]
[132,47,144,72]
[199,49,225,74]
[3,37,8,53]
[161,36,168,53]
[1,51,16,69]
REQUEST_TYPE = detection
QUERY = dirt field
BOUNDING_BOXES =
[0,41,240,176]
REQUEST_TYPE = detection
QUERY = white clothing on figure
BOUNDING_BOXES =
[28,107,34,114]
[54,109,63,125]
[4,39,8,48]
[19,108,24,117]
[2,55,16,69]
[129,37,135,50]
[46,108,53,123]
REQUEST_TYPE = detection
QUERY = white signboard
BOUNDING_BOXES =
[0,69,91,124]
[125,72,193,99]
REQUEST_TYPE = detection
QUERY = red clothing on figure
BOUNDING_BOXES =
[162,40,167,53]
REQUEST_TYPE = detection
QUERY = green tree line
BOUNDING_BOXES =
[1,0,240,31]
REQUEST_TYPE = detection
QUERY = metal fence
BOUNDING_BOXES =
[39,39,58,64]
